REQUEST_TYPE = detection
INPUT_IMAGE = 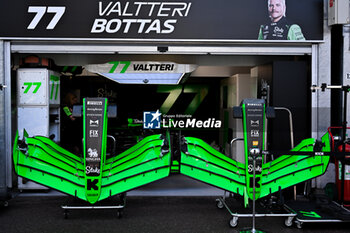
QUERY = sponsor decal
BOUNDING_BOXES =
[90,119,99,127]
[248,164,262,173]
[87,101,103,105]
[273,26,284,34]
[247,103,263,107]
[250,120,260,127]
[87,179,99,190]
[86,166,100,175]
[87,107,102,112]
[251,130,260,137]
[87,148,98,157]
[89,130,99,137]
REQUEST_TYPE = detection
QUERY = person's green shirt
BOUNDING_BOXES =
[258,17,305,40]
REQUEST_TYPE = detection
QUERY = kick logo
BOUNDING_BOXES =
[143,110,161,129]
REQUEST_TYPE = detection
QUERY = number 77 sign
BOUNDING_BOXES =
[18,69,59,106]
[27,6,66,30]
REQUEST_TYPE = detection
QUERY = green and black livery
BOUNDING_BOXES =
[13,98,172,204]
[13,98,331,205]
[180,99,330,202]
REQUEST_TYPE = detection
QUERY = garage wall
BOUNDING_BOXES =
[313,2,333,189]
[0,40,8,198]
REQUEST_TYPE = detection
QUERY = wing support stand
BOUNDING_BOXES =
[61,193,126,219]
[216,99,296,230]
[216,149,296,231]
[284,84,350,228]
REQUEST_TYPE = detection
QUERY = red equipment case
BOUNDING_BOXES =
[328,127,350,202]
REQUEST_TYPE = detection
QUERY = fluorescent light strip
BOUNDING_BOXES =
[99,73,184,85]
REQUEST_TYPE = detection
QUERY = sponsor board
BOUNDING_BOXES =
[0,0,323,41]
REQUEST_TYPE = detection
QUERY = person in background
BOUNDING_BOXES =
[63,92,78,121]
[258,0,305,40]
[61,91,82,155]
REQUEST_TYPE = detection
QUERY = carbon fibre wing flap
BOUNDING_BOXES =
[180,137,246,196]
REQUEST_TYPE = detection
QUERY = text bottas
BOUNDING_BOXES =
[163,118,221,128]
[91,1,192,34]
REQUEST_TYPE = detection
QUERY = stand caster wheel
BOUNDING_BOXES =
[117,209,123,219]
[229,217,238,228]
[296,220,303,229]
[64,210,68,219]
[216,200,224,209]
[3,201,8,207]
[284,217,293,227]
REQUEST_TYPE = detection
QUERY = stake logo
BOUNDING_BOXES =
[143,110,161,129]
[86,166,100,175]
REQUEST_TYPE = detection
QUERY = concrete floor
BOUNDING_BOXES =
[2,176,350,233]
[2,195,350,233]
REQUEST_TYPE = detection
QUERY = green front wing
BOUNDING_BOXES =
[180,133,331,200]
[99,134,171,200]
[260,133,331,197]
[180,137,247,196]
[13,132,171,203]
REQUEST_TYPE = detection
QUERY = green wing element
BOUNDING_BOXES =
[99,134,171,200]
[180,133,331,201]
[180,137,247,196]
[13,132,86,200]
[13,132,171,203]
[260,133,331,198]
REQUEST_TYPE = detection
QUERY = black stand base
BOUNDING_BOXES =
[61,193,126,219]
[240,228,266,233]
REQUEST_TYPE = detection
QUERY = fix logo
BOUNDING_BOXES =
[89,130,99,137]
[90,119,99,127]
[143,110,161,129]
[251,130,259,137]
